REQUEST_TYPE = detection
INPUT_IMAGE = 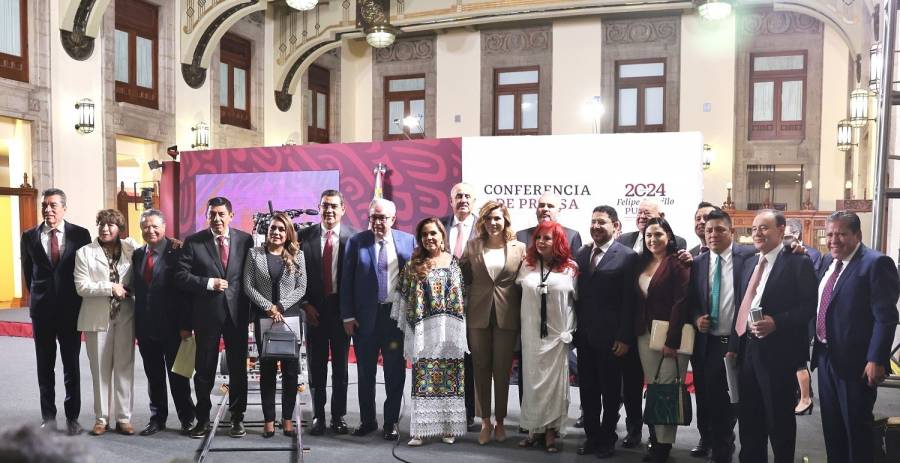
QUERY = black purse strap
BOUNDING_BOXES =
[268,319,296,335]
[652,355,681,384]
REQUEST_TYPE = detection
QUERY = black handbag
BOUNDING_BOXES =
[260,320,299,360]
[643,356,692,426]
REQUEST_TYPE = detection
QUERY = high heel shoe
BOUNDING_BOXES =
[478,424,493,445]
[795,401,814,416]
[263,422,275,438]
[282,419,296,437]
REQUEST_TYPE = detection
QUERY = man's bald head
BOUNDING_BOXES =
[536,193,561,222]
[636,198,663,232]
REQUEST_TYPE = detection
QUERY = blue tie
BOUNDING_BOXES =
[376,240,388,303]
[710,254,721,329]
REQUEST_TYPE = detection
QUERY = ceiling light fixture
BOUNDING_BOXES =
[698,0,732,21]
[286,0,318,11]
[358,0,399,49]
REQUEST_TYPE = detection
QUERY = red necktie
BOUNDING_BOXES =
[736,255,768,336]
[49,229,60,266]
[815,260,844,343]
[323,230,334,295]
[217,235,229,270]
[143,249,155,285]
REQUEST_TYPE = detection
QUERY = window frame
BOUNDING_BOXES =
[614,58,667,133]
[114,0,159,109]
[0,0,29,83]
[383,73,426,141]
[307,64,330,144]
[492,66,540,136]
[748,50,807,141]
[219,33,252,130]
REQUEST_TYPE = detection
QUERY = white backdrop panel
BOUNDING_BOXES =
[462,132,705,250]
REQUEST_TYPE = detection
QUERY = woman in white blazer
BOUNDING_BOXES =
[74,209,137,436]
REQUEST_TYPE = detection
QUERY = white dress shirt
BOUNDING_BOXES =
[709,246,736,336]
[206,227,231,290]
[321,223,341,294]
[750,243,783,310]
[449,214,475,250]
[592,238,615,267]
[632,232,644,254]
[379,231,400,303]
[816,242,860,342]
[40,220,67,257]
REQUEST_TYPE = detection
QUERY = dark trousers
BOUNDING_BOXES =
[737,339,796,463]
[464,353,474,422]
[259,357,299,422]
[578,343,622,447]
[354,303,405,427]
[306,294,349,420]
[692,353,711,443]
[32,316,81,421]
[699,336,736,462]
[137,332,196,426]
[621,346,645,434]
[194,316,248,422]
[815,347,876,463]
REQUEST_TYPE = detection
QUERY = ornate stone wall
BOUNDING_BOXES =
[300,48,341,144]
[211,13,265,149]
[371,36,436,140]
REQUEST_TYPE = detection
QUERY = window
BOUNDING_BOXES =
[307,65,329,143]
[749,52,806,140]
[219,33,251,129]
[384,74,425,140]
[493,67,539,136]
[0,0,28,82]
[115,0,158,108]
[746,164,804,210]
[614,59,665,133]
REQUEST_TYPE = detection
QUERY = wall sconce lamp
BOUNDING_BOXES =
[869,42,882,93]
[837,119,854,151]
[849,87,871,128]
[147,160,163,170]
[702,144,713,170]
[191,122,209,149]
[75,98,95,134]
[723,181,735,210]
[802,180,815,210]
[844,180,853,199]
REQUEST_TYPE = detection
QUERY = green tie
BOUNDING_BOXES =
[710,254,721,329]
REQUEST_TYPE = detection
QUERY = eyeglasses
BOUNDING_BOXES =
[369,215,392,223]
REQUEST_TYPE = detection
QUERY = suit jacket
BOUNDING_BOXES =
[727,248,817,369]
[298,223,357,311]
[810,245,900,380]
[20,222,92,322]
[340,229,415,338]
[689,243,706,257]
[688,244,755,359]
[242,246,308,320]
[573,241,639,350]
[803,244,823,273]
[459,238,526,331]
[618,230,688,252]
[175,228,253,331]
[634,253,691,349]
[74,239,136,332]
[516,225,583,252]
[132,239,189,341]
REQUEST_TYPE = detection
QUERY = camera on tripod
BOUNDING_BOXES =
[252,201,319,235]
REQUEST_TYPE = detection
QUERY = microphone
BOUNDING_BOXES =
[302,209,319,215]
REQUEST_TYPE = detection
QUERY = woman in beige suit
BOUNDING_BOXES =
[460,200,526,445]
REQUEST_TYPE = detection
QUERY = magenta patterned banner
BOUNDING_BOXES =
[178,138,462,237]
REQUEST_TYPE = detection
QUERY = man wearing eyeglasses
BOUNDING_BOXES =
[299,190,358,436]
[340,198,415,441]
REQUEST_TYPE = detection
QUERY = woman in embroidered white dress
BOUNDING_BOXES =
[517,220,577,453]
[392,217,467,446]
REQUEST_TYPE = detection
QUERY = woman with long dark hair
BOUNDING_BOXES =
[243,213,307,438]
[393,217,467,446]
[516,221,577,453]
[634,217,691,462]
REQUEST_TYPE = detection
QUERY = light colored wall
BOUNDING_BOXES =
[551,18,603,135]
[175,0,213,151]
[50,0,105,233]
[680,14,736,207]
[819,25,850,211]
[264,9,302,147]
[340,38,372,143]
[435,29,481,138]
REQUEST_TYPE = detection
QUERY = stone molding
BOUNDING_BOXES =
[603,17,678,45]
[739,10,822,36]
[374,38,435,63]
[482,26,550,55]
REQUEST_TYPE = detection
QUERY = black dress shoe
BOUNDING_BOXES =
[383,424,399,441]
[230,420,246,438]
[189,421,210,439]
[577,440,598,455]
[139,421,165,436]
[180,420,195,435]
[40,420,57,433]
[66,420,84,436]
[330,417,349,435]
[691,439,709,457]
[574,414,585,428]
[597,445,616,459]
[310,418,326,436]
[351,422,378,437]
[466,417,478,431]
[642,440,656,462]
[622,430,641,448]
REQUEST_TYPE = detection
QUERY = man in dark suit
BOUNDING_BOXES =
[515,192,582,249]
[574,206,638,458]
[810,211,899,463]
[132,209,195,436]
[689,209,754,463]
[615,197,686,449]
[20,188,91,435]
[689,202,719,257]
[341,198,415,441]
[176,196,253,439]
[727,209,817,463]
[440,182,477,430]
[785,218,822,272]
[300,190,357,436]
